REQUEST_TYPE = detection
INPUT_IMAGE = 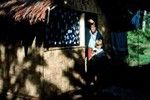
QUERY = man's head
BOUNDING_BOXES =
[90,24,97,33]
[88,19,97,33]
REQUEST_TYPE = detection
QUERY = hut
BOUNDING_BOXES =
[1,0,150,99]
[0,0,108,99]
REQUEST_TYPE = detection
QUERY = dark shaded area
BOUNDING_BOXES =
[96,0,146,32]
[0,16,45,56]
[0,17,62,99]
[61,49,150,100]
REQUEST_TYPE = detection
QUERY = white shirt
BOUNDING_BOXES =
[88,30,97,49]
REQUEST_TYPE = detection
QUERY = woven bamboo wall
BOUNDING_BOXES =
[0,45,85,99]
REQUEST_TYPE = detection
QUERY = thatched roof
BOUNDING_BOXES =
[0,0,54,24]
[0,0,101,24]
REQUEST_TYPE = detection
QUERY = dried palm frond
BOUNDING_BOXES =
[0,0,54,24]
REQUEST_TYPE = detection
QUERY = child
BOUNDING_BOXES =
[89,39,104,85]
[92,39,104,57]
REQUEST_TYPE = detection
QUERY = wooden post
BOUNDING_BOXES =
[142,10,147,32]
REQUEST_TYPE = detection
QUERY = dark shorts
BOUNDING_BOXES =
[88,51,108,76]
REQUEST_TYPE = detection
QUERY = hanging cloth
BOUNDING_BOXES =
[111,32,128,56]
[131,10,141,29]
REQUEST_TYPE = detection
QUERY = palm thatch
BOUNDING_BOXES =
[0,0,54,24]
[0,0,101,24]
[0,0,103,25]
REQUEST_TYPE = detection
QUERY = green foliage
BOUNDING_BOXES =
[126,11,150,67]
[126,28,150,66]
[126,29,150,67]
[143,29,150,38]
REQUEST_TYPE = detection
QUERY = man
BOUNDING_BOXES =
[85,19,103,60]
[85,19,104,85]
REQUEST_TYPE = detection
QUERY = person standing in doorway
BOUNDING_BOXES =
[85,18,104,85]
[86,19,103,61]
